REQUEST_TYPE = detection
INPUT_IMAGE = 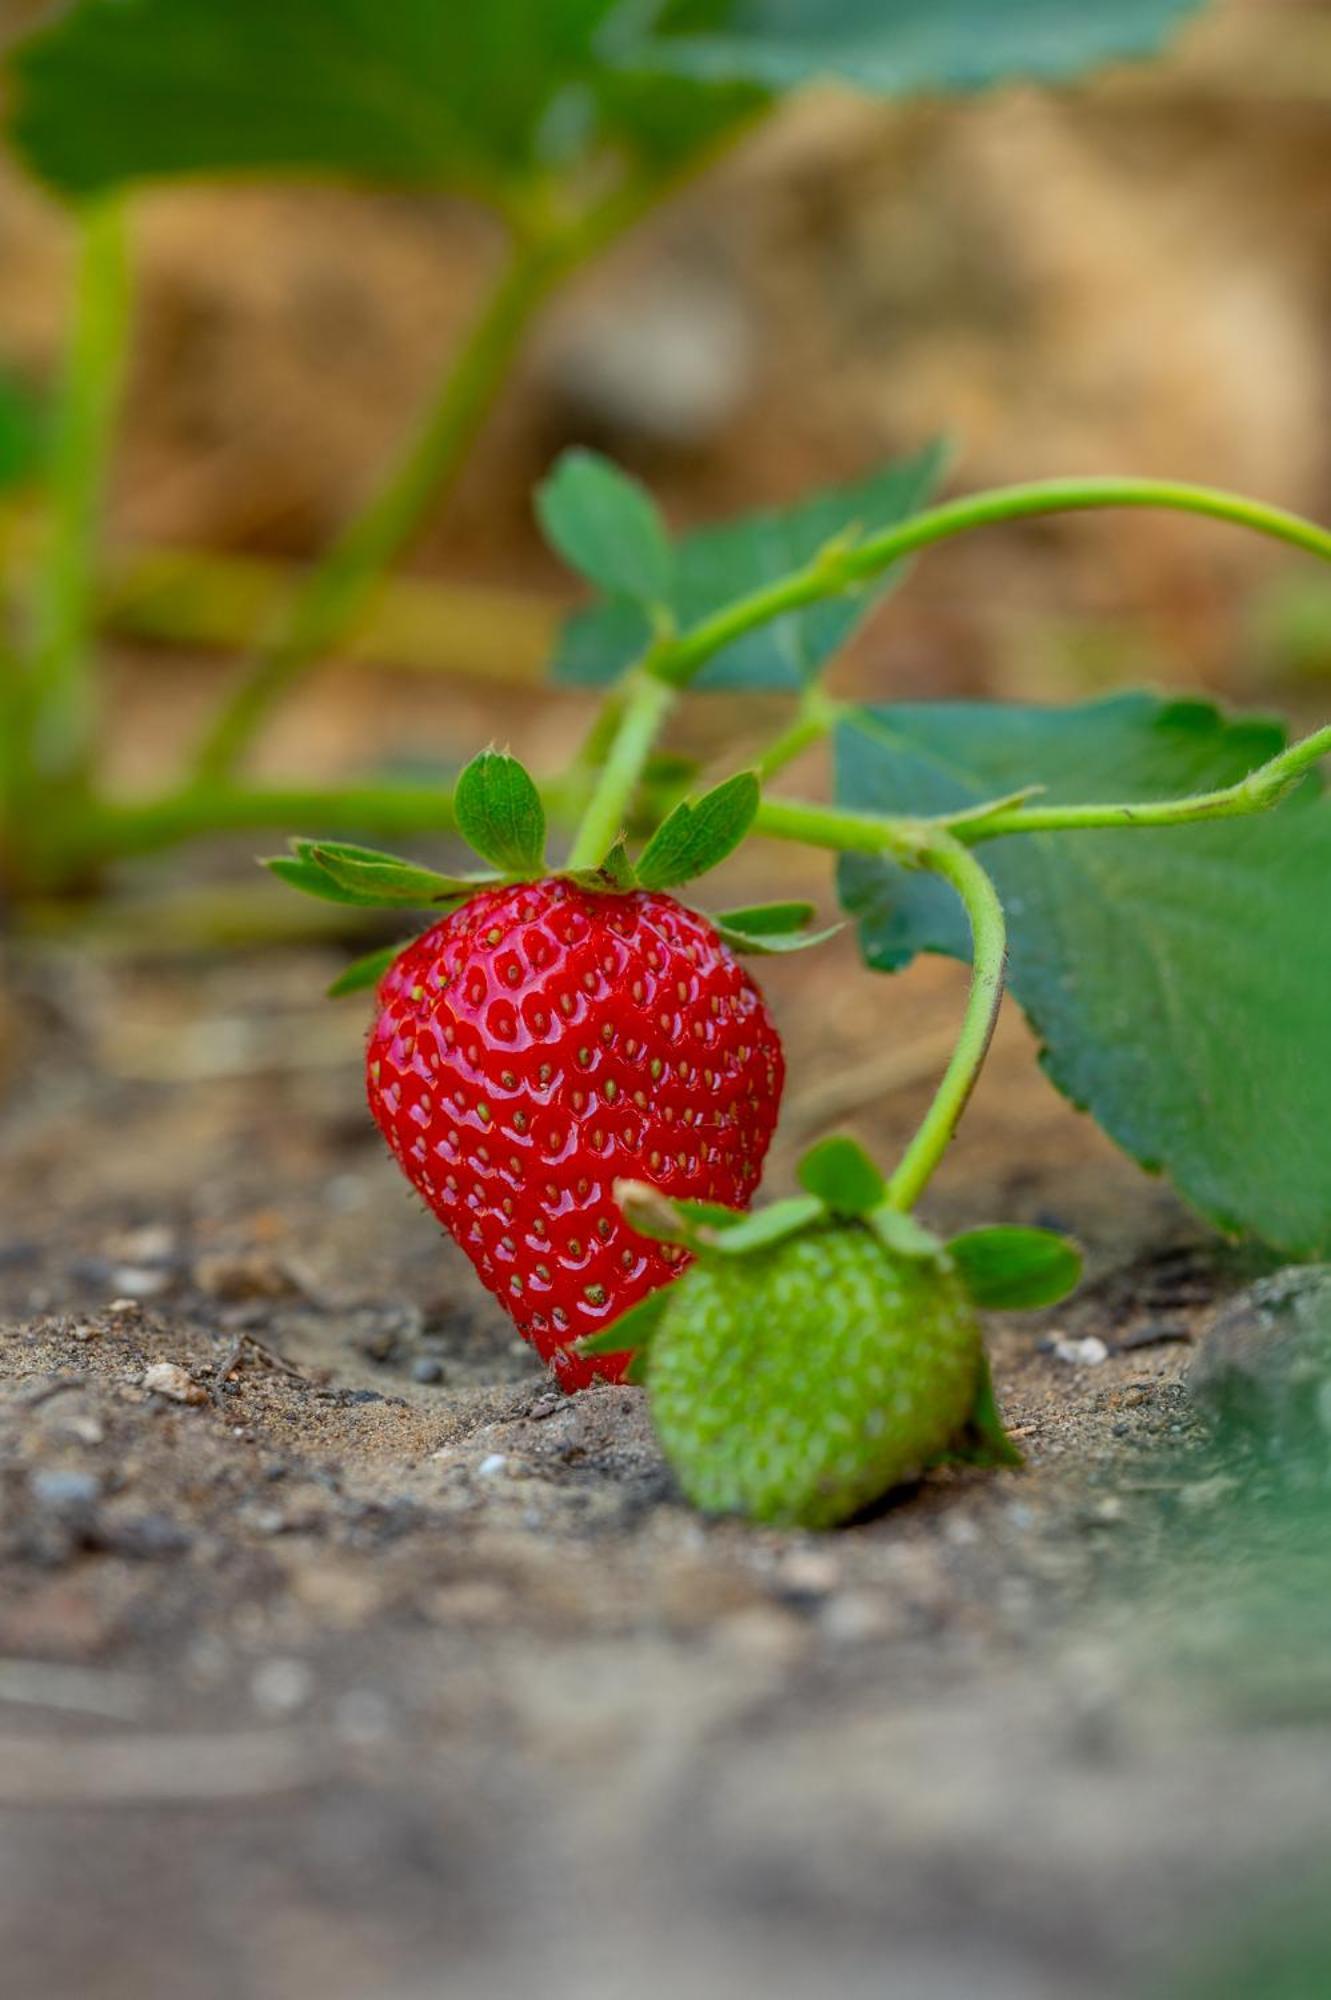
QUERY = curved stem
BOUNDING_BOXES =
[190,231,570,781]
[882,837,1007,1213]
[656,480,1331,691]
[26,196,132,787]
[564,669,675,869]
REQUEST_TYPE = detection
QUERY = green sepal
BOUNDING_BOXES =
[264,854,396,908]
[326,940,408,999]
[716,918,843,956]
[305,840,488,905]
[715,900,816,936]
[797,1135,886,1216]
[565,839,638,895]
[576,1285,672,1360]
[535,448,674,606]
[948,1225,1082,1311]
[454,749,547,875]
[950,1352,1025,1470]
[866,1208,947,1262]
[703,1195,825,1255]
[635,770,760,891]
[614,1179,743,1249]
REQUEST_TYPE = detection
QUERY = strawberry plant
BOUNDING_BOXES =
[271,445,1331,1525]
[0,0,1211,903]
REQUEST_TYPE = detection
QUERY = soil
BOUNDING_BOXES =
[5,908,1329,2000]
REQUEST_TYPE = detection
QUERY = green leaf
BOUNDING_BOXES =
[797,1135,885,1215]
[948,1226,1082,1311]
[868,1208,946,1261]
[628,0,1208,97]
[635,770,760,890]
[536,449,673,605]
[553,441,949,691]
[305,841,482,906]
[714,919,842,956]
[453,750,546,875]
[566,839,638,894]
[6,0,620,199]
[836,693,1331,1259]
[326,941,409,999]
[615,1180,743,1247]
[577,1286,673,1358]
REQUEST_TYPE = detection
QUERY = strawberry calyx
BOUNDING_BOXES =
[265,749,842,996]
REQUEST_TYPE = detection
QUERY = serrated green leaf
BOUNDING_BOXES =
[5,0,621,199]
[704,1194,825,1254]
[714,900,816,935]
[553,442,948,691]
[636,770,759,890]
[536,448,673,605]
[836,693,1331,1259]
[627,0,1208,97]
[577,1285,673,1358]
[797,1136,885,1216]
[306,842,480,905]
[453,750,546,875]
[326,941,408,999]
[948,1226,1082,1311]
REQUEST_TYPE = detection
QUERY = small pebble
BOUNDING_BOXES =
[30,1468,100,1508]
[477,1453,509,1479]
[251,1657,314,1715]
[411,1357,446,1385]
[1053,1336,1109,1368]
[141,1361,207,1405]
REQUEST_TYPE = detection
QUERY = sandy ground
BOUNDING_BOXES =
[3,906,1328,2000]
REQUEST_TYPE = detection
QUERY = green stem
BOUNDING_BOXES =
[881,837,1008,1212]
[191,226,577,781]
[26,196,132,787]
[655,479,1331,691]
[564,669,676,869]
[955,722,1331,841]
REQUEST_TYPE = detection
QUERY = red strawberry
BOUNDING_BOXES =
[366,876,784,1389]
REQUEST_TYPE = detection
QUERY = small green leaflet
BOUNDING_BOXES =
[627,0,1208,96]
[712,899,842,955]
[705,1195,824,1254]
[635,770,759,890]
[265,840,478,909]
[453,750,546,875]
[536,449,673,605]
[326,940,408,999]
[948,1226,1082,1311]
[553,442,948,692]
[797,1135,885,1216]
[835,693,1331,1259]
[951,1354,1024,1470]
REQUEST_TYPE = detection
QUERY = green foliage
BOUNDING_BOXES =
[453,750,547,875]
[536,449,673,606]
[553,442,949,691]
[836,694,1331,1259]
[797,1135,886,1216]
[712,902,841,953]
[265,839,479,908]
[948,1225,1082,1310]
[5,0,621,199]
[632,0,1209,95]
[635,769,759,888]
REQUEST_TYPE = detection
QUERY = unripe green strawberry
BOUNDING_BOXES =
[647,1222,987,1529]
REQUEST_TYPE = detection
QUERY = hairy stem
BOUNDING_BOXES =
[881,837,1008,1212]
[564,669,676,869]
[26,196,132,787]
[190,234,564,779]
[654,480,1331,691]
